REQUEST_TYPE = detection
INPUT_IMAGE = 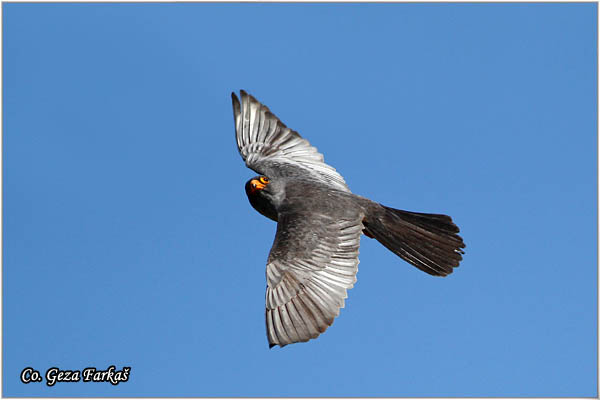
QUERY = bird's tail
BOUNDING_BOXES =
[363,205,465,276]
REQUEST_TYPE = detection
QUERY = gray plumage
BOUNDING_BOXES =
[232,90,465,348]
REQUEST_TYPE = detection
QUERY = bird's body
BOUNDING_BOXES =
[232,90,465,348]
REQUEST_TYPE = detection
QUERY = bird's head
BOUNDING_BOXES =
[245,175,278,222]
[246,175,271,195]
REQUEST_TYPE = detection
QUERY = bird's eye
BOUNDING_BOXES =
[259,176,270,184]
[252,183,257,189]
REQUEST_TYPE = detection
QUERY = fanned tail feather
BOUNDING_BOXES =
[364,205,465,276]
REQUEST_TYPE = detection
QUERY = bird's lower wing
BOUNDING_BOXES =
[265,210,362,347]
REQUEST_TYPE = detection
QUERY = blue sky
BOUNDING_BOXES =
[3,2,597,397]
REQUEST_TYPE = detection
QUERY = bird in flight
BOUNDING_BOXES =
[232,90,465,348]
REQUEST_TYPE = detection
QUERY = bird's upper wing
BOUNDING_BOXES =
[264,209,362,347]
[232,90,350,192]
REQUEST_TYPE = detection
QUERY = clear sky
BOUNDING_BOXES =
[3,2,597,397]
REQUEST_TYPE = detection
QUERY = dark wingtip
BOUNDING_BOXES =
[240,90,262,107]
[269,343,276,349]
[231,92,239,107]
[231,92,241,120]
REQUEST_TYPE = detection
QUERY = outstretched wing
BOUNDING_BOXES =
[265,209,363,347]
[232,90,350,192]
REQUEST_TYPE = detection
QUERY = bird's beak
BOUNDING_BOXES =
[249,179,266,194]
